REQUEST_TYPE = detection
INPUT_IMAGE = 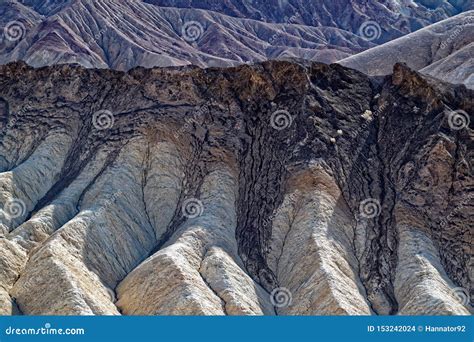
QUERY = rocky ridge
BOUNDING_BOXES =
[0,60,472,315]
[0,0,375,69]
[339,10,474,89]
[145,0,473,42]
[1,0,473,70]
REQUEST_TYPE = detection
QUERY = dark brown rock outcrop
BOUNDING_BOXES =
[0,60,471,315]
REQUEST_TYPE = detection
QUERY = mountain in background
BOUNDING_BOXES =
[0,0,472,75]
[0,0,375,68]
[339,10,474,88]
[144,0,472,42]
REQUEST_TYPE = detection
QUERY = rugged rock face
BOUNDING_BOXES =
[19,0,472,22]
[146,0,473,42]
[0,60,472,315]
[1,0,472,70]
[0,0,375,69]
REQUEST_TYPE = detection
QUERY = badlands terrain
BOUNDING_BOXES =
[0,60,472,315]
[0,0,472,72]
[0,0,472,317]
[339,10,474,89]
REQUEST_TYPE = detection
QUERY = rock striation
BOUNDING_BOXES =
[339,11,474,89]
[1,0,473,70]
[0,0,375,69]
[0,60,472,316]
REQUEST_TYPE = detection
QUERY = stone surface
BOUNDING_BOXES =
[395,225,470,315]
[1,0,472,70]
[0,0,373,69]
[339,11,474,88]
[267,164,372,315]
[117,168,248,315]
[0,60,472,316]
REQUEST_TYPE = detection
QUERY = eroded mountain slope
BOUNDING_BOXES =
[146,0,474,41]
[339,10,474,88]
[2,0,473,70]
[0,61,472,315]
[0,0,375,69]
